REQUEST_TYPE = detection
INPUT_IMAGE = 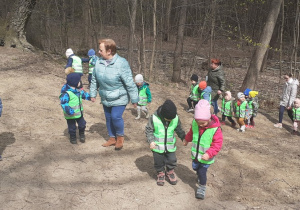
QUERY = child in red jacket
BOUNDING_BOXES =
[183,99,223,199]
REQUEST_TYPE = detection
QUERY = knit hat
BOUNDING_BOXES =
[66,73,82,87]
[190,74,198,82]
[237,92,245,99]
[224,91,232,100]
[243,88,252,96]
[160,100,177,120]
[249,91,258,98]
[87,49,95,57]
[199,81,207,90]
[194,99,211,121]
[66,48,74,58]
[135,74,144,83]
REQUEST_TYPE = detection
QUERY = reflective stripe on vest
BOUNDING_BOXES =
[221,98,232,117]
[60,91,83,119]
[191,120,218,164]
[235,101,247,118]
[88,57,94,74]
[71,55,83,73]
[190,85,200,101]
[293,107,300,121]
[138,87,148,106]
[152,115,179,153]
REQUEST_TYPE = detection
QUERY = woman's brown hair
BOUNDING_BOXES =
[98,38,117,55]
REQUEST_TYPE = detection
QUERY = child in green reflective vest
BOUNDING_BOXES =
[134,74,152,120]
[183,99,223,199]
[186,74,200,112]
[145,100,186,186]
[220,91,236,127]
[60,73,92,144]
[234,92,248,132]
[292,98,300,134]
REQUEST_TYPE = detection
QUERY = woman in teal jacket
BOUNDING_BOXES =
[90,38,138,150]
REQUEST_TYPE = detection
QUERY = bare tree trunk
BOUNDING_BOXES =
[290,0,300,76]
[128,0,137,67]
[260,48,269,72]
[140,0,147,76]
[208,0,216,67]
[240,0,283,91]
[279,0,284,80]
[163,0,172,42]
[149,0,157,82]
[172,0,187,82]
[5,0,37,50]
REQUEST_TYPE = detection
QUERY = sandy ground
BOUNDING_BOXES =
[0,48,299,210]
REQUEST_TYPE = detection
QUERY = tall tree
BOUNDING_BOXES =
[240,0,283,91]
[128,0,138,67]
[5,0,37,50]
[172,0,187,82]
[163,0,172,42]
[149,0,157,82]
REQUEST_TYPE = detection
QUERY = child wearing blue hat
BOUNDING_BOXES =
[81,49,99,88]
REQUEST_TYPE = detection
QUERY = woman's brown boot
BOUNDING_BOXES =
[115,136,124,150]
[102,137,116,147]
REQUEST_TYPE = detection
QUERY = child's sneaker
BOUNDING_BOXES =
[166,169,177,185]
[187,108,194,113]
[220,121,225,125]
[274,123,282,128]
[195,185,206,199]
[157,171,165,186]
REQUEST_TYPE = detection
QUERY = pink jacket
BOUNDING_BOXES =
[185,115,223,159]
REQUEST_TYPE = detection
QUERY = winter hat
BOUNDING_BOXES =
[66,73,82,87]
[160,100,177,120]
[87,49,95,57]
[249,91,258,98]
[190,74,198,82]
[199,81,207,90]
[243,88,252,96]
[135,74,144,83]
[224,91,232,100]
[237,92,245,99]
[194,99,211,121]
[66,48,74,58]
[294,98,300,108]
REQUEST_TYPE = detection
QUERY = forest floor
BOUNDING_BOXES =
[0,47,299,210]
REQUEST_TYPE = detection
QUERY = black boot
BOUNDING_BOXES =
[79,131,85,143]
[70,135,77,144]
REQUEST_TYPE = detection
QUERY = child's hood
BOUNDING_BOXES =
[61,84,80,94]
[203,86,212,93]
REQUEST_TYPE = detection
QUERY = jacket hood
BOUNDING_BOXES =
[138,82,149,88]
[60,84,80,94]
[204,115,220,129]
[211,65,222,72]
[203,86,212,93]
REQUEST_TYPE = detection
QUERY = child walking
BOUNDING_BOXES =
[245,90,259,128]
[234,92,248,132]
[81,49,98,88]
[145,100,186,186]
[183,99,223,199]
[60,73,92,144]
[187,74,200,112]
[220,91,236,127]
[292,98,300,134]
[135,74,152,120]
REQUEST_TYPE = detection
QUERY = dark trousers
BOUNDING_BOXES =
[187,97,198,109]
[221,114,234,123]
[88,74,92,85]
[152,151,177,173]
[67,116,86,137]
[279,105,294,123]
[192,160,210,186]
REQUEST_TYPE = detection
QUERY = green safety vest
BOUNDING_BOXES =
[60,91,83,119]
[247,100,253,115]
[293,107,300,121]
[138,87,148,106]
[88,57,94,74]
[200,91,211,103]
[191,120,218,164]
[190,84,200,101]
[71,55,83,73]
[221,99,232,117]
[152,115,179,153]
[235,101,247,118]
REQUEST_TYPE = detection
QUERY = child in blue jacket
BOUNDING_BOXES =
[60,73,92,144]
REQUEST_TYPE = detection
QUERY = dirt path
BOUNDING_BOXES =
[0,48,299,210]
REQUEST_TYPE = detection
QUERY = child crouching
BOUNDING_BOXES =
[145,100,186,186]
[183,100,223,199]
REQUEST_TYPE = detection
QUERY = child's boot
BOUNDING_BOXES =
[145,110,150,119]
[70,135,77,144]
[166,169,177,185]
[157,171,165,186]
[240,125,246,132]
[79,130,85,143]
[135,109,141,120]
[195,185,206,199]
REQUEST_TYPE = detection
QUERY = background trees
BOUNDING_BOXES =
[0,0,299,86]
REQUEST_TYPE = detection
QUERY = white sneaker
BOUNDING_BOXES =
[274,123,282,128]
[145,112,150,118]
[187,108,194,113]
[135,115,140,120]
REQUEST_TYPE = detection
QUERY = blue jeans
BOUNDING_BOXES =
[192,160,210,186]
[211,99,219,115]
[103,105,126,137]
